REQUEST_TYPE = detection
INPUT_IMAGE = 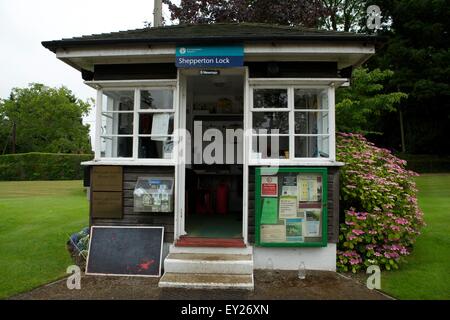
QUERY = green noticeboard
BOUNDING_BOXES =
[255,167,328,247]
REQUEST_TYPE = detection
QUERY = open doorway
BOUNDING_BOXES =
[183,70,244,239]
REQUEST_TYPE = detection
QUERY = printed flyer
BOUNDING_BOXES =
[261,176,278,197]
[285,218,304,242]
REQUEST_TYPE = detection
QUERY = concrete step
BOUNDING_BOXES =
[159,272,254,290]
[164,253,253,274]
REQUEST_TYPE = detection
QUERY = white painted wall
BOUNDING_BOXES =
[254,244,336,271]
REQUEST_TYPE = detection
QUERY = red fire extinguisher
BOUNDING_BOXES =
[216,183,229,215]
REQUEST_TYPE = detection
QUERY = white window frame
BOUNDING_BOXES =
[94,80,178,165]
[247,81,336,166]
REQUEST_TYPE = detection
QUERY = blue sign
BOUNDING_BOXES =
[175,45,244,68]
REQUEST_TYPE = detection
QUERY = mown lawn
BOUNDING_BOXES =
[0,180,87,299]
[381,174,450,300]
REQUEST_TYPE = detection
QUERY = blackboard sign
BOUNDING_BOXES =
[86,226,164,277]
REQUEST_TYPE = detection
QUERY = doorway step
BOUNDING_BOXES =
[158,245,254,290]
[175,236,246,248]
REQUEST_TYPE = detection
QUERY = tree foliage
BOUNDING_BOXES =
[163,0,329,27]
[336,68,407,134]
[368,0,450,154]
[322,0,369,31]
[0,83,92,154]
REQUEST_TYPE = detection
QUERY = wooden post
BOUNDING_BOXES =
[153,0,162,27]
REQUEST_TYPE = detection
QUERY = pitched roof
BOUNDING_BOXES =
[42,23,379,52]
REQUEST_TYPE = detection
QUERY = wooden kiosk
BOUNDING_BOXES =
[43,23,376,289]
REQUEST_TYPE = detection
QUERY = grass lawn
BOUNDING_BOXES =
[0,180,87,299]
[381,174,450,300]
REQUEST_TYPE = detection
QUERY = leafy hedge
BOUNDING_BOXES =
[0,152,93,180]
[336,133,424,272]
[397,154,450,173]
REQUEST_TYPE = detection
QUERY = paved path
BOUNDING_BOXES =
[11,270,392,300]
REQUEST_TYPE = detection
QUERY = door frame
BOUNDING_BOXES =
[174,67,250,244]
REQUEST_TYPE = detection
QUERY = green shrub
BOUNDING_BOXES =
[396,154,450,173]
[0,152,93,180]
[336,133,424,272]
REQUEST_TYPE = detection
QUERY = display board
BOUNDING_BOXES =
[134,176,174,212]
[255,167,328,247]
[86,226,164,277]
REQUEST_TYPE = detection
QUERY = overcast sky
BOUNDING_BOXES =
[0,0,174,147]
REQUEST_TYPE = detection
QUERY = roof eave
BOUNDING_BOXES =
[42,34,383,53]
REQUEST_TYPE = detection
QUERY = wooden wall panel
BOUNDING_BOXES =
[90,166,175,243]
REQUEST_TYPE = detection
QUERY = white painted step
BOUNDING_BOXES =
[159,272,254,290]
[164,253,253,274]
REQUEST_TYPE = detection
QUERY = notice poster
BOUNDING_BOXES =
[297,175,318,202]
[151,114,170,141]
[260,198,278,224]
[261,225,286,243]
[279,195,297,219]
[281,186,297,196]
[282,175,297,196]
[285,218,304,242]
[305,210,321,237]
[261,176,278,197]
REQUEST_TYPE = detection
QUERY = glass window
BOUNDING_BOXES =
[101,113,134,135]
[101,136,133,158]
[100,90,134,158]
[137,89,175,159]
[294,89,328,110]
[294,111,329,135]
[250,87,332,160]
[139,113,174,135]
[102,90,134,111]
[98,88,175,160]
[140,90,173,110]
[138,137,174,159]
[253,89,288,109]
[252,112,289,134]
[295,136,329,158]
[252,136,290,160]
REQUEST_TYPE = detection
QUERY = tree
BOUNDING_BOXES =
[322,0,368,32]
[0,83,92,154]
[336,68,407,136]
[163,0,329,27]
[366,0,450,154]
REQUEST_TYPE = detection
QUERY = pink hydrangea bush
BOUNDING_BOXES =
[336,133,424,272]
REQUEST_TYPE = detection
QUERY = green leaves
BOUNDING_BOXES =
[336,133,424,272]
[335,68,408,134]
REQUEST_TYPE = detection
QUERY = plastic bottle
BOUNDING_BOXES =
[298,261,306,279]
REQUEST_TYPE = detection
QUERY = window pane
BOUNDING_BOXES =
[139,137,174,159]
[102,90,134,111]
[294,111,329,134]
[101,136,133,158]
[101,112,134,135]
[139,113,174,135]
[295,136,329,158]
[252,136,290,159]
[294,89,328,110]
[140,89,173,109]
[253,89,288,109]
[252,112,289,134]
